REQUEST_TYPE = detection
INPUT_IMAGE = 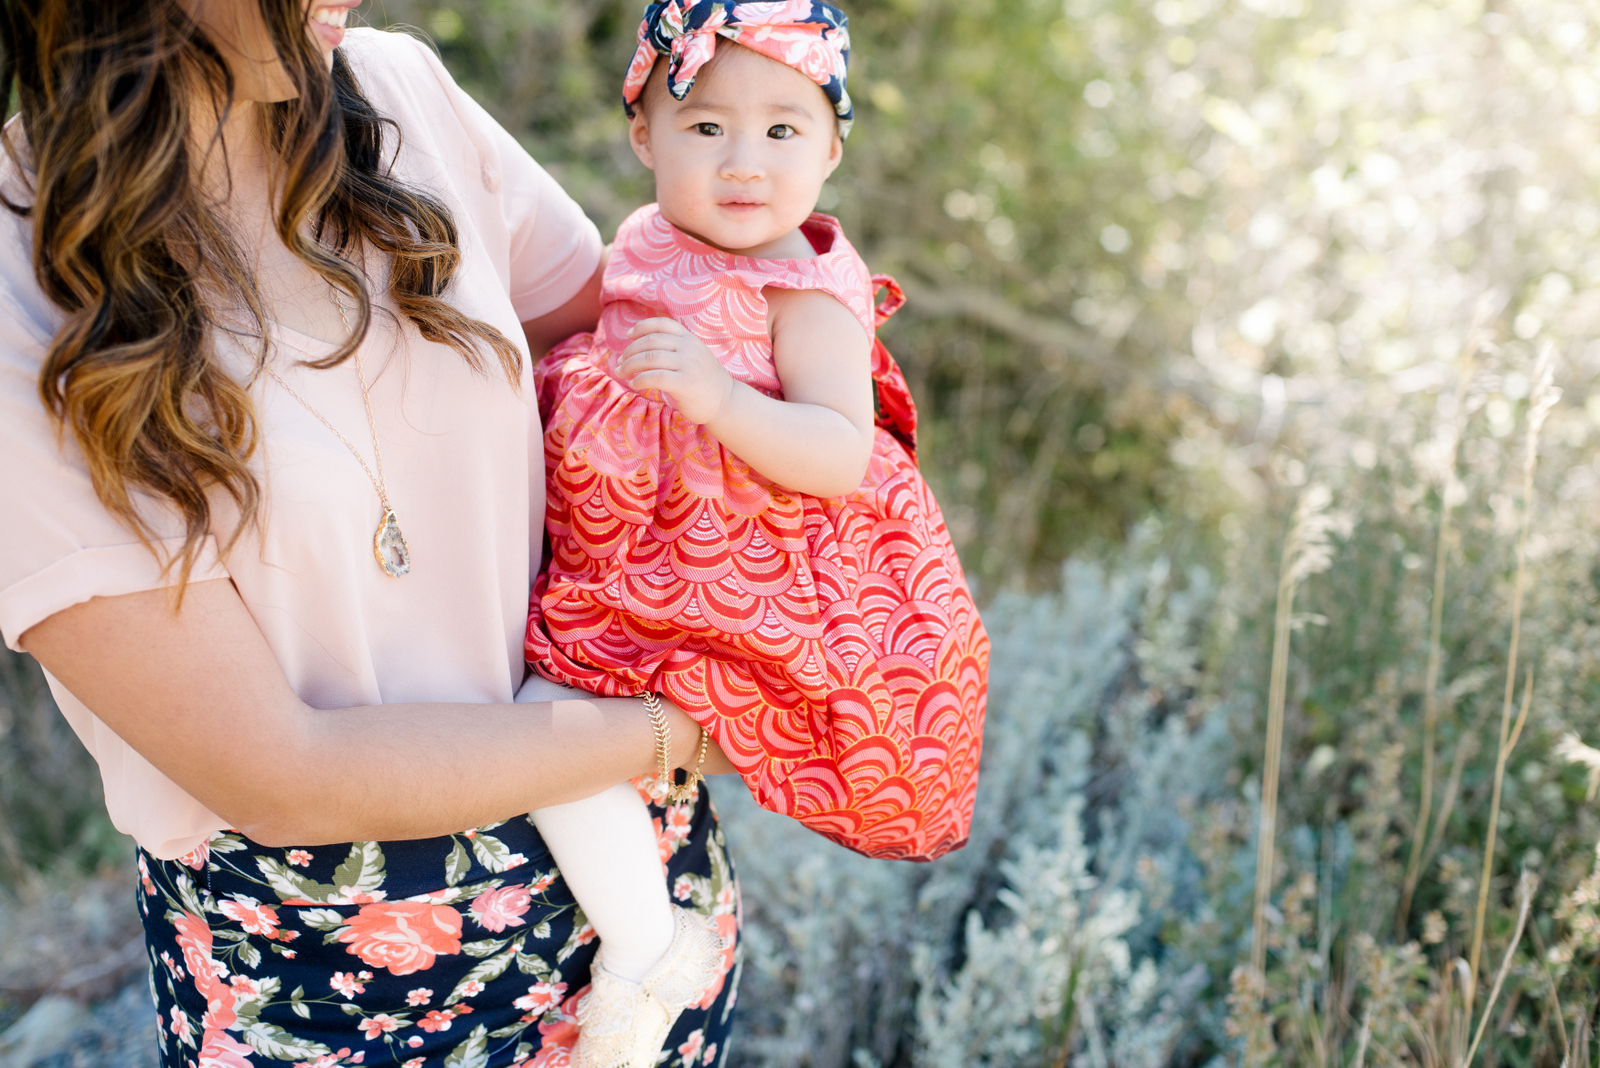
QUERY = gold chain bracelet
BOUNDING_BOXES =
[641,691,709,804]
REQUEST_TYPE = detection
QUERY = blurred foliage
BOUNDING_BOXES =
[0,649,125,885]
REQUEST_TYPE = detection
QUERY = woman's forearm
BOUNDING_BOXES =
[241,694,684,846]
[20,577,724,846]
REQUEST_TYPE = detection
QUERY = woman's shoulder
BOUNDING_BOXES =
[334,30,520,224]
[337,28,502,174]
[338,29,461,128]
[339,26,443,89]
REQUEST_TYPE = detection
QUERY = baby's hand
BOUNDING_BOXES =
[616,318,736,425]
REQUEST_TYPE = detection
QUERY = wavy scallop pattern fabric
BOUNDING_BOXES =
[525,205,988,861]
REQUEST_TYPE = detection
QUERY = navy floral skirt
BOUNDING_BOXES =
[136,780,740,1068]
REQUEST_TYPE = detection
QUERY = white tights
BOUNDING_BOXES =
[516,675,676,983]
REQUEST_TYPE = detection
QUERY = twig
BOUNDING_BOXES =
[1243,488,1350,1068]
[1528,920,1570,1067]
[1352,1008,1372,1068]
[1468,341,1558,999]
[1399,333,1481,931]
[1419,696,1494,883]
[1461,873,1537,1067]
[1252,517,1299,983]
[1250,486,1346,983]
[894,276,1115,374]
[1468,670,1534,1001]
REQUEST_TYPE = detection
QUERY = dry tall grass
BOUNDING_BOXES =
[1397,312,1489,933]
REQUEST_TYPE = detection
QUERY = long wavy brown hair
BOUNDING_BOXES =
[0,0,521,589]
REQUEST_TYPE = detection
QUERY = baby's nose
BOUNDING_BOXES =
[719,140,766,181]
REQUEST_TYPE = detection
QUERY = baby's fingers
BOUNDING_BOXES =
[624,368,680,395]
[627,317,688,339]
[616,346,682,374]
[618,332,684,362]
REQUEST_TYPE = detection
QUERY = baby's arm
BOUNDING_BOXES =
[616,288,874,498]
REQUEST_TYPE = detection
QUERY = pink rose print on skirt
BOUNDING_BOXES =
[171,912,217,988]
[529,987,586,1068]
[337,901,463,975]
[196,1029,255,1068]
[469,884,532,932]
[170,912,237,1031]
[514,980,569,1015]
[217,895,280,937]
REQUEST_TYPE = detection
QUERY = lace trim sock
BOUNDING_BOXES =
[570,905,733,1068]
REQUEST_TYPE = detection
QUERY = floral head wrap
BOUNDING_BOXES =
[622,0,854,137]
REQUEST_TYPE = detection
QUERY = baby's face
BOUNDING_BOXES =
[630,42,843,258]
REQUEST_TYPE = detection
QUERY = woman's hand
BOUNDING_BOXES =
[617,317,736,425]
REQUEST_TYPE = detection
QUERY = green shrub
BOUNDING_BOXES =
[0,649,127,884]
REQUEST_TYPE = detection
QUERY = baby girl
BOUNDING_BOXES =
[519,3,989,1066]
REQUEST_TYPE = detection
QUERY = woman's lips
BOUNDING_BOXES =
[310,4,355,49]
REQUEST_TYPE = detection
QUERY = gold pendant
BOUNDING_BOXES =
[374,508,412,577]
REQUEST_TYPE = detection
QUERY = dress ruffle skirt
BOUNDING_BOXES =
[525,268,988,862]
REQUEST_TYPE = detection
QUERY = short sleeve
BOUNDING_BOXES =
[342,31,602,323]
[0,208,228,651]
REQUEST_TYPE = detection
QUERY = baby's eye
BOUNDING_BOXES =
[693,122,722,136]
[767,124,797,140]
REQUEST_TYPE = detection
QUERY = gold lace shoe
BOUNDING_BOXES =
[570,905,732,1068]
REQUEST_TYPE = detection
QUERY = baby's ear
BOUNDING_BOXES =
[823,128,843,176]
[628,112,657,170]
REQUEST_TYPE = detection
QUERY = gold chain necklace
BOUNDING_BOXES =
[263,286,412,577]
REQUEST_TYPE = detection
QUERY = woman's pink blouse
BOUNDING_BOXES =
[0,30,601,860]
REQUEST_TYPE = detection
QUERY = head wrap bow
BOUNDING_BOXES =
[622,0,854,137]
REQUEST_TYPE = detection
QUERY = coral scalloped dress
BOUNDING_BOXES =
[525,205,988,861]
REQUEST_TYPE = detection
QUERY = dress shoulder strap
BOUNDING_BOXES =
[744,215,881,338]
[763,222,921,459]
[865,274,917,460]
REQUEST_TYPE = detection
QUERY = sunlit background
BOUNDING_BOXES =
[5,1,1600,1064]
